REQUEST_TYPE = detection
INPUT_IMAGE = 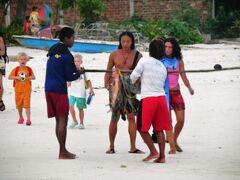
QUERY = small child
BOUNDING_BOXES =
[23,16,31,35]
[67,54,94,129]
[8,52,35,125]
[29,6,40,36]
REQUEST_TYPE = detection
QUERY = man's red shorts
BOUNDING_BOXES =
[170,90,185,111]
[137,96,171,133]
[45,92,69,118]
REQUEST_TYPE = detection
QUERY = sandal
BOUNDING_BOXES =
[175,144,183,152]
[0,100,5,111]
[106,148,115,154]
[128,149,144,154]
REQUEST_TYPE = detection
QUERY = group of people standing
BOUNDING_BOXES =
[104,31,194,163]
[1,26,194,163]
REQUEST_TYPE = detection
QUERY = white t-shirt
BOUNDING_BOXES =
[130,56,167,99]
[68,73,90,98]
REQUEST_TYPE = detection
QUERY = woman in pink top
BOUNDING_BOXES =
[164,37,194,152]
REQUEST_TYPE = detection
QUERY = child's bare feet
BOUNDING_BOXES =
[153,157,166,163]
[142,153,159,162]
[59,151,76,159]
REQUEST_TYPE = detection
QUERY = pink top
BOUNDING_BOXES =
[168,65,180,89]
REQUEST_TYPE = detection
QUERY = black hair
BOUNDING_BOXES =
[0,32,9,64]
[118,31,135,50]
[59,27,75,42]
[32,6,38,11]
[164,37,182,60]
[25,16,30,20]
[149,39,165,60]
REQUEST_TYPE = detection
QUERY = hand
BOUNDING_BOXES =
[105,85,110,91]
[67,82,71,87]
[16,76,22,80]
[77,67,85,74]
[90,90,95,96]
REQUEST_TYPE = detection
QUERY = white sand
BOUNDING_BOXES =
[0,43,240,180]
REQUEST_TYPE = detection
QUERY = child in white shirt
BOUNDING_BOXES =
[67,54,94,129]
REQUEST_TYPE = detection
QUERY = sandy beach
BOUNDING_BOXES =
[0,43,240,180]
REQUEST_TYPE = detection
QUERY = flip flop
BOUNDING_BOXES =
[0,100,5,111]
[106,148,115,154]
[128,149,144,154]
[175,144,183,152]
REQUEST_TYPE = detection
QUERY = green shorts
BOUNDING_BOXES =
[69,95,86,109]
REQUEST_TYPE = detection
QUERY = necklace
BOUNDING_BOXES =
[121,50,130,64]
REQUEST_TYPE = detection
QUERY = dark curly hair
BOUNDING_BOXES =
[164,37,182,60]
[118,31,135,50]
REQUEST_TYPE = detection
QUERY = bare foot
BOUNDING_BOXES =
[106,148,115,154]
[168,149,176,154]
[142,153,159,162]
[59,151,76,159]
[153,157,166,163]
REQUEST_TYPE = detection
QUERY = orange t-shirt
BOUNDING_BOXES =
[9,66,34,93]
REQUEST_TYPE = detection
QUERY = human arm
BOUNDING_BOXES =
[8,68,21,80]
[64,55,81,81]
[0,37,5,56]
[104,52,115,90]
[29,74,36,80]
[130,58,143,84]
[179,59,194,95]
[28,68,35,80]
[87,80,95,96]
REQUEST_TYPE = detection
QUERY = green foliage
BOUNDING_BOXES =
[165,19,203,44]
[0,21,23,44]
[227,19,240,37]
[76,0,105,26]
[57,0,75,10]
[122,18,203,44]
[171,0,202,29]
[213,6,240,38]
[200,16,217,34]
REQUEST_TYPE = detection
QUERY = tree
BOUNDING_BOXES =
[76,0,105,26]
[0,0,10,26]
[15,0,27,24]
[56,0,75,24]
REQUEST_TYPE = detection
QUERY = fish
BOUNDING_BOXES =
[110,68,120,108]
[109,68,139,121]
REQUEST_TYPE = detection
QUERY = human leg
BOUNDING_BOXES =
[69,105,78,128]
[76,97,86,129]
[25,108,31,125]
[140,132,159,161]
[154,131,166,163]
[127,113,137,151]
[56,116,76,159]
[106,114,120,154]
[79,109,84,125]
[173,109,185,152]
[0,74,5,111]
[0,74,3,100]
[17,107,24,124]
[69,105,77,122]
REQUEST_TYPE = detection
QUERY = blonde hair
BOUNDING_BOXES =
[74,54,82,60]
[74,54,83,63]
[17,52,29,60]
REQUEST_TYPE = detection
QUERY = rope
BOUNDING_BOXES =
[84,66,240,74]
